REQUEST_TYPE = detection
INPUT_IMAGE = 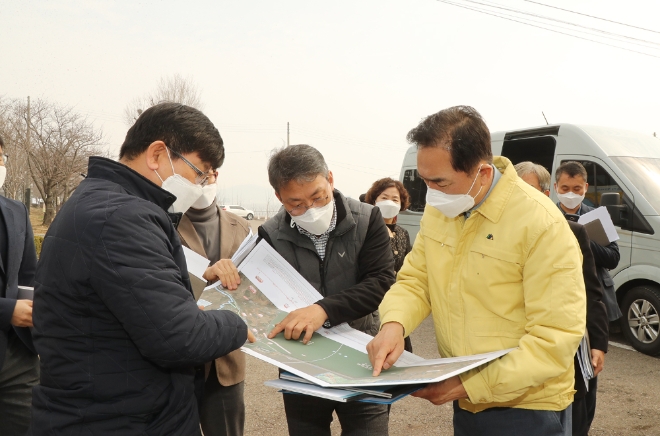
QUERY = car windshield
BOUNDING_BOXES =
[611,156,660,214]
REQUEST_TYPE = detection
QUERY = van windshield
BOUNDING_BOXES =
[611,156,660,214]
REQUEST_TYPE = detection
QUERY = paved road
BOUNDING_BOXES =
[243,219,659,435]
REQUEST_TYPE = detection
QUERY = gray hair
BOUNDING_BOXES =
[514,161,551,192]
[267,144,329,191]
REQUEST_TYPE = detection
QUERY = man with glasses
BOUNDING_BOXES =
[259,144,395,436]
[0,135,39,436]
[177,166,251,436]
[31,103,251,435]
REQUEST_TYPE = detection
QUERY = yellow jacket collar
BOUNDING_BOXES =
[474,156,516,224]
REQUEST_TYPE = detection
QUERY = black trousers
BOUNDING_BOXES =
[0,333,39,436]
[453,401,572,436]
[283,392,389,436]
[199,364,245,436]
[573,377,598,436]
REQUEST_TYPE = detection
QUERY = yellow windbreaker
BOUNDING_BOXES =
[380,157,586,413]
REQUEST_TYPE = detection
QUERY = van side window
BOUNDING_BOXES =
[501,136,556,175]
[403,169,427,212]
[564,160,626,207]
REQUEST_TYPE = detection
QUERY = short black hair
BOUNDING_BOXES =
[267,144,329,192]
[119,102,225,169]
[555,161,588,183]
[406,105,492,174]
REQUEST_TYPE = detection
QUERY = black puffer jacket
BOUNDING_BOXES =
[31,157,247,436]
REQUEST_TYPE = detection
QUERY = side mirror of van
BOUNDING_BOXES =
[600,193,627,227]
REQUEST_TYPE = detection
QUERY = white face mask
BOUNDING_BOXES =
[425,165,483,219]
[290,198,335,235]
[375,200,400,219]
[155,149,204,214]
[0,167,6,189]
[191,184,217,210]
[556,190,585,210]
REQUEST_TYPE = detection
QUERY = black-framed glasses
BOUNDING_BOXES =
[168,147,213,187]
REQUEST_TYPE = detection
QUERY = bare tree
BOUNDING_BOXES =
[0,98,31,202]
[123,73,204,126]
[6,98,104,225]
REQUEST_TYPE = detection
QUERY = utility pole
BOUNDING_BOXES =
[287,122,290,147]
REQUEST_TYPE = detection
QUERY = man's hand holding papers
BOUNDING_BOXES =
[591,349,605,376]
[411,375,468,405]
[204,259,241,290]
[268,303,328,345]
[366,322,406,376]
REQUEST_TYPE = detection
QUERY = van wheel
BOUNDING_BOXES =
[246,213,253,220]
[620,286,660,355]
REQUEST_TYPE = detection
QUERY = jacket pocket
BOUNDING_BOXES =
[602,275,615,287]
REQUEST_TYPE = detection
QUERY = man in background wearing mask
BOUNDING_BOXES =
[516,161,609,436]
[259,144,395,436]
[555,161,622,323]
[31,103,251,435]
[0,136,39,435]
[366,106,585,436]
[177,169,250,436]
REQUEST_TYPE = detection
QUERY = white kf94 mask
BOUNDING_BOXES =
[375,200,400,219]
[290,199,335,235]
[425,165,483,219]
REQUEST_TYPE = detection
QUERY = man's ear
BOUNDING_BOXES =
[275,191,282,203]
[544,190,551,197]
[327,171,334,190]
[479,164,492,186]
[145,141,168,171]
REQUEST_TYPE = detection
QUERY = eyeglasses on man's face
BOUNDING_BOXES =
[168,147,216,187]
[287,194,330,217]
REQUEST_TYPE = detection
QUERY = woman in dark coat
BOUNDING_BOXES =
[365,177,413,351]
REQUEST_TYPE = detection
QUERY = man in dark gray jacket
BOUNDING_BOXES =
[259,144,395,436]
[554,161,622,322]
[31,103,250,435]
[0,136,39,436]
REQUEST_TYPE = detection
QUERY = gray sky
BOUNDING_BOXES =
[2,0,659,200]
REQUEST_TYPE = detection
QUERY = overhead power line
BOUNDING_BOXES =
[523,0,660,35]
[458,0,660,47]
[436,0,660,60]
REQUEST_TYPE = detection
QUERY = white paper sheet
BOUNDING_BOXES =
[182,246,210,279]
[577,206,620,243]
[238,240,323,311]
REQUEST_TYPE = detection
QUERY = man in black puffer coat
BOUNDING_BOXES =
[31,103,248,435]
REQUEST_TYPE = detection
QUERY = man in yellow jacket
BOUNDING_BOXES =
[367,106,586,436]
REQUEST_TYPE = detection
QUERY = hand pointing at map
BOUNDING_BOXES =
[267,304,328,345]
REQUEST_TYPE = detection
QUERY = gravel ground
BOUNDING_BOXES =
[243,219,660,435]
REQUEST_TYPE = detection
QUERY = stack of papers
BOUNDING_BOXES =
[578,206,620,246]
[230,229,258,265]
[576,333,594,391]
[272,371,424,404]
[199,237,514,403]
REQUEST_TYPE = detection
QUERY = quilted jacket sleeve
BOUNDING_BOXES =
[90,203,247,369]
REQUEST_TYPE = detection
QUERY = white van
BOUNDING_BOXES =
[398,124,660,356]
